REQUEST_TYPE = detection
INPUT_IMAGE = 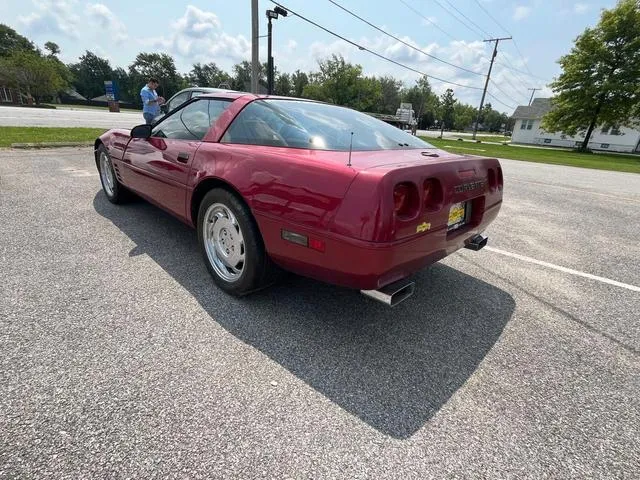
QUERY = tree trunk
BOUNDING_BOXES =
[580,100,603,151]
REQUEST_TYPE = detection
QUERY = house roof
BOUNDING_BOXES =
[511,98,552,119]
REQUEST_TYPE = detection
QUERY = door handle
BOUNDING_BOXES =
[177,152,190,163]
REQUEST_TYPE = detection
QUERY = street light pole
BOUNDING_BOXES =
[267,16,273,94]
[251,0,259,94]
[265,7,287,96]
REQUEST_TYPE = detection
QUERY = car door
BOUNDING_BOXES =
[123,99,230,220]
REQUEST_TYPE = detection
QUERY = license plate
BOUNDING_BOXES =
[447,202,467,231]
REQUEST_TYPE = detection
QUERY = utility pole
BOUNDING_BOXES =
[472,36,512,140]
[527,87,540,105]
[251,0,259,93]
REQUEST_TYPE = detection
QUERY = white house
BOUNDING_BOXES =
[511,98,640,153]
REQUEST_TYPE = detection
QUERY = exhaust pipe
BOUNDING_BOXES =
[361,279,415,307]
[464,233,488,251]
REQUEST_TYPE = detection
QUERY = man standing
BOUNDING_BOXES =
[140,78,165,124]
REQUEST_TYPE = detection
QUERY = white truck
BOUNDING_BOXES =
[366,102,417,133]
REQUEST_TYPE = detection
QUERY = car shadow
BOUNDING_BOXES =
[93,192,515,439]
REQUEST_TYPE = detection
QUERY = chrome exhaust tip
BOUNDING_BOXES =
[464,233,488,251]
[361,279,415,307]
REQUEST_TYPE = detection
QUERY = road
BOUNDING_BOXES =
[0,106,141,129]
[1,148,638,478]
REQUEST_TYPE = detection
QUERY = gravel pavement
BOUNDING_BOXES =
[1,148,638,478]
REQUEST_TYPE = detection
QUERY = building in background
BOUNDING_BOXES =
[511,98,640,153]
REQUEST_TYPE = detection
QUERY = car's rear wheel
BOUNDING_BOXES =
[96,144,128,204]
[197,189,277,296]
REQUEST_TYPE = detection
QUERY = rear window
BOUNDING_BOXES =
[221,99,435,151]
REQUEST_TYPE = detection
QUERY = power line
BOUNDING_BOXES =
[430,0,485,38]
[471,0,538,79]
[441,0,492,38]
[489,79,523,106]
[327,0,483,76]
[268,0,484,90]
[397,0,457,42]
[494,60,550,82]
[472,0,511,36]
[486,91,516,110]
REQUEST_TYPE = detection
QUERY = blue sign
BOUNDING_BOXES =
[104,80,119,101]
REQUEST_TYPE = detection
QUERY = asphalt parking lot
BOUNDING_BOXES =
[1,147,638,478]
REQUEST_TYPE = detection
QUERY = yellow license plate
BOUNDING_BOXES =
[447,202,467,230]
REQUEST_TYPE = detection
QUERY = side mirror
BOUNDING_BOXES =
[131,124,152,139]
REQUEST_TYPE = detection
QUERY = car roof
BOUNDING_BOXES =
[196,92,321,103]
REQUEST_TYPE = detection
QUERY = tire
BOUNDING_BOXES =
[96,144,129,204]
[197,188,277,296]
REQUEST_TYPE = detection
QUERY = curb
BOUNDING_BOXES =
[10,142,94,149]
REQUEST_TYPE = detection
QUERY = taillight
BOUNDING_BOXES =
[423,178,443,211]
[393,182,418,218]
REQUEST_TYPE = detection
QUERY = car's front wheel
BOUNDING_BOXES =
[96,144,128,204]
[197,189,277,296]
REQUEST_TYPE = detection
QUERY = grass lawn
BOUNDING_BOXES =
[423,137,640,174]
[0,127,107,147]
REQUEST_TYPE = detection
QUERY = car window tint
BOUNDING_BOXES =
[167,91,189,112]
[191,91,205,98]
[180,100,211,139]
[208,99,232,125]
[222,99,435,151]
[221,101,288,147]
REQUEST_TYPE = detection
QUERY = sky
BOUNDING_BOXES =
[2,0,611,113]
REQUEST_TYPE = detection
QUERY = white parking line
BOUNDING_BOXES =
[485,246,640,292]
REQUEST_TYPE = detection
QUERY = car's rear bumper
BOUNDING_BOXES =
[256,200,501,291]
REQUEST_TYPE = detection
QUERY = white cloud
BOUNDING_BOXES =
[87,3,128,44]
[19,0,80,38]
[513,5,532,20]
[574,2,589,14]
[140,5,249,66]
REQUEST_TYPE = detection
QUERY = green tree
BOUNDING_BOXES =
[400,76,436,122]
[302,55,382,111]
[378,75,402,114]
[69,51,113,99]
[0,24,36,57]
[291,70,309,97]
[230,60,267,91]
[274,72,293,96]
[44,41,60,57]
[128,52,184,101]
[453,103,477,131]
[189,62,231,88]
[439,88,456,134]
[0,50,68,103]
[541,0,640,150]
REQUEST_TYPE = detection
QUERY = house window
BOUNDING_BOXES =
[601,126,609,134]
[544,138,552,143]
[610,126,620,135]
[520,119,534,130]
[600,143,609,149]
[0,87,11,103]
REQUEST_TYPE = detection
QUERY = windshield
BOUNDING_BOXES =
[222,99,436,151]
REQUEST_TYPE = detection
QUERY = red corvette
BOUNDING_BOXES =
[95,92,502,305]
